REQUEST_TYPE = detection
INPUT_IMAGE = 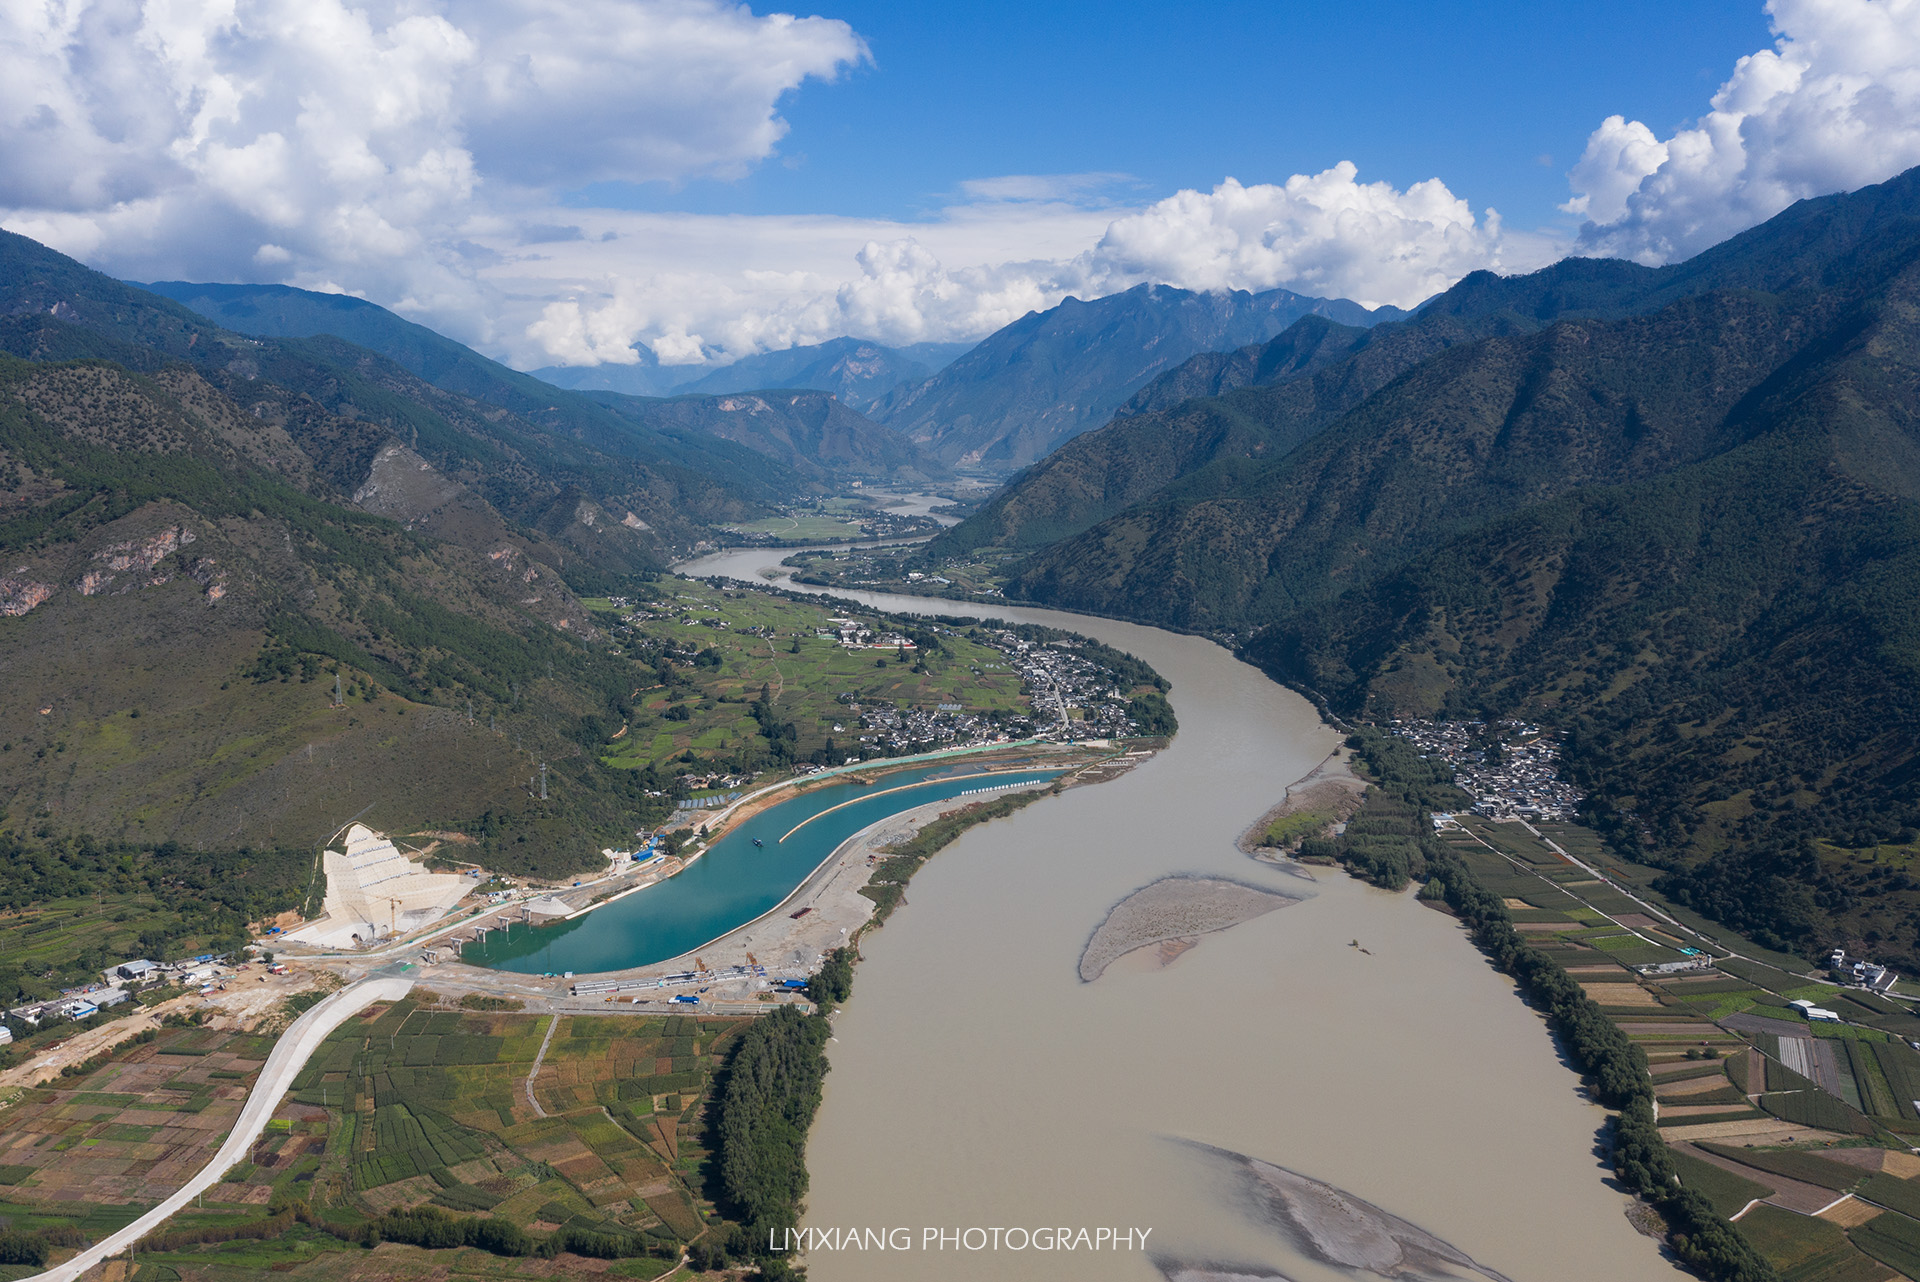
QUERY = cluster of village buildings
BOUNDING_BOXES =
[805,627,1151,757]
[833,695,1000,754]
[820,615,917,651]
[1388,718,1585,820]
[985,631,1148,740]
[1,954,272,1041]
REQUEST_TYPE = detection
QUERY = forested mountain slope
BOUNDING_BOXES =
[873,282,1402,471]
[1009,285,1837,628]
[146,278,940,488]
[938,170,1920,561]
[582,388,946,485]
[0,234,779,876]
[134,277,862,512]
[5,236,800,562]
[989,167,1920,962]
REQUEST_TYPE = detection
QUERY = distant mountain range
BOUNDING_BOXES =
[580,388,945,485]
[527,283,1402,476]
[872,283,1404,471]
[158,277,1414,484]
[141,280,941,485]
[532,336,974,409]
[935,167,1920,963]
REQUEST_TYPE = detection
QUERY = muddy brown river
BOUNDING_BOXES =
[683,545,1678,1281]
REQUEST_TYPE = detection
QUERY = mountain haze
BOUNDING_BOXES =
[670,336,972,412]
[533,336,973,405]
[873,282,1405,472]
[581,388,945,485]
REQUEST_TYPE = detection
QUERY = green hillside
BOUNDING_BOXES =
[965,166,1920,964]
[873,281,1400,473]
[0,234,842,884]
[0,351,684,871]
[141,281,942,484]
[1009,285,1835,629]
[3,235,803,564]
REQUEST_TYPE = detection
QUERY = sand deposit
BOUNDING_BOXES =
[1171,1142,1516,1282]
[1238,748,1368,868]
[1078,877,1305,982]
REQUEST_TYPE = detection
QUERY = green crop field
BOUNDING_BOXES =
[1735,1203,1889,1282]
[1851,1208,1920,1280]
[725,514,864,541]
[105,997,750,1279]
[1670,1149,1773,1217]
[0,1021,279,1265]
[1697,1143,1867,1192]
[593,581,1030,773]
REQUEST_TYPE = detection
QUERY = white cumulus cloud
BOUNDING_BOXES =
[1081,166,1505,312]
[0,0,1543,372]
[0,0,867,349]
[1569,0,1920,263]
[504,164,1524,369]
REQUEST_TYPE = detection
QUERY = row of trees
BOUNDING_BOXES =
[709,1005,831,1242]
[1336,727,1780,1282]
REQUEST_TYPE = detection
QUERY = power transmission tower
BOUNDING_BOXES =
[539,763,548,801]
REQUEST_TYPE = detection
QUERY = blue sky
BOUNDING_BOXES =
[6,0,1917,367]
[573,1,1772,233]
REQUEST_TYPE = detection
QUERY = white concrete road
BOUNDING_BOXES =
[30,976,414,1282]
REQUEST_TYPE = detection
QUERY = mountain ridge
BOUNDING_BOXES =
[531,335,974,404]
[872,281,1405,472]
[962,165,1920,961]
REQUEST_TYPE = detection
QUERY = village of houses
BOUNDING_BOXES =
[1389,717,1587,820]
[1,953,285,1042]
[642,597,1163,807]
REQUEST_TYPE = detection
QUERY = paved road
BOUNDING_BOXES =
[524,1013,560,1118]
[31,977,414,1282]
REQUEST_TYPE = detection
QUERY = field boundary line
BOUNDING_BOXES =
[28,976,413,1282]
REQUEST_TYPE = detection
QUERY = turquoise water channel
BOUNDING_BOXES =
[462,763,1060,975]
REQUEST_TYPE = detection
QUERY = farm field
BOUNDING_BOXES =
[783,544,1022,601]
[0,1022,280,1275]
[594,579,1055,775]
[1435,812,1920,1279]
[28,996,747,1279]
[720,494,942,546]
[723,514,863,541]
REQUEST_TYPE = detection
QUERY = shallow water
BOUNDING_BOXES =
[682,546,1679,1281]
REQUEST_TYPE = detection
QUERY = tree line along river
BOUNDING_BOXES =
[604,544,1682,1281]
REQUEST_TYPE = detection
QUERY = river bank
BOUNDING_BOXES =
[682,542,1681,1282]
[309,745,1147,1012]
